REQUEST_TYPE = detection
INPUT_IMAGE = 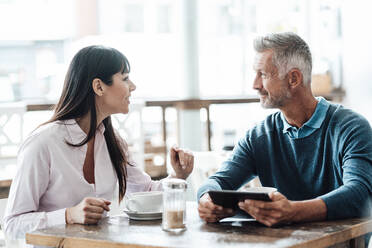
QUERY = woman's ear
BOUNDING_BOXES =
[287,69,303,88]
[92,78,104,96]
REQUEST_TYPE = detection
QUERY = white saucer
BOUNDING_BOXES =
[123,209,162,220]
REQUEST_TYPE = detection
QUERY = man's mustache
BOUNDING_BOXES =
[258,90,268,96]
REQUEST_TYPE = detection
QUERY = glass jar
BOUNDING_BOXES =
[162,178,187,232]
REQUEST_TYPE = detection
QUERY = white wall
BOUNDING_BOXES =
[342,1,372,124]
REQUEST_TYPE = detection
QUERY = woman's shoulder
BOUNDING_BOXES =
[29,120,67,139]
[20,120,68,152]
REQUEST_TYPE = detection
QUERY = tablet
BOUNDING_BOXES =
[208,187,276,209]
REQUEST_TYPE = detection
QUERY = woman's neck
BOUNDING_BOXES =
[76,115,92,135]
[76,112,106,135]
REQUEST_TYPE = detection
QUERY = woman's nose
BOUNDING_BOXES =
[129,81,136,91]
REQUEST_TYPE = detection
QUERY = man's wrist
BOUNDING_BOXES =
[290,199,327,223]
[290,201,301,222]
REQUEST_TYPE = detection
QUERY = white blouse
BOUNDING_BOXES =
[2,119,162,239]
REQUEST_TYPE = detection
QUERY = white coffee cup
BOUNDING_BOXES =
[125,191,163,213]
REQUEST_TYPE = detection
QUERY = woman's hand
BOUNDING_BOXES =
[170,146,194,180]
[65,197,111,224]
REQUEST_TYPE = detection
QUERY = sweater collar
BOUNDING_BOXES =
[281,97,330,133]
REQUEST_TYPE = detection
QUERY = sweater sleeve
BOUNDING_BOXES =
[319,115,372,219]
[197,133,257,200]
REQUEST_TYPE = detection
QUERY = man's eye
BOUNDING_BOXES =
[257,72,266,78]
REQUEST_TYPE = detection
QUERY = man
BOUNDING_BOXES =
[197,32,372,228]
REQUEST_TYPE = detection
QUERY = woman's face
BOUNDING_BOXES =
[98,72,136,116]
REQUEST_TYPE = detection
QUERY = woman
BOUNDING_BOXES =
[3,45,194,239]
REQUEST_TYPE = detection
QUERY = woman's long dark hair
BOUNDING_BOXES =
[45,45,131,202]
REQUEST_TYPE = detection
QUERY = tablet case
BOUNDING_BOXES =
[208,190,272,209]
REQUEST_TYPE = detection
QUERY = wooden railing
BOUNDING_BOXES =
[26,90,345,152]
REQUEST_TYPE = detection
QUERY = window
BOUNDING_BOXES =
[157,5,172,33]
[124,4,144,32]
[198,0,311,97]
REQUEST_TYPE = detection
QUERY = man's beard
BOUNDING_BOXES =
[259,88,291,109]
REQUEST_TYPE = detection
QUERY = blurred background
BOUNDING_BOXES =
[0,0,371,188]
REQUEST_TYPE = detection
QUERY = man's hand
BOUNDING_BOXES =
[198,193,235,222]
[170,146,194,180]
[65,197,111,224]
[238,191,296,227]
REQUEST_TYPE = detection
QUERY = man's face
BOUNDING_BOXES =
[252,50,291,109]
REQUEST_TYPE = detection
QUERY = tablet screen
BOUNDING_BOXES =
[208,188,276,209]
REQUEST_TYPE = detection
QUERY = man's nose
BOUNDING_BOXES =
[253,76,262,90]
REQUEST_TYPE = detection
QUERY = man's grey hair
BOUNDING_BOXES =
[253,32,312,85]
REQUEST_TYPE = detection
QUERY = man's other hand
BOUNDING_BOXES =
[238,191,296,227]
[198,193,235,223]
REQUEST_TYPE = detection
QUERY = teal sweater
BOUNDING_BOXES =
[198,101,372,220]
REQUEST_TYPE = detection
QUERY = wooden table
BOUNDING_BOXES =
[26,202,371,248]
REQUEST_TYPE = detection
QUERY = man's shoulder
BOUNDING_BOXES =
[328,104,371,128]
[326,104,372,142]
[247,111,282,138]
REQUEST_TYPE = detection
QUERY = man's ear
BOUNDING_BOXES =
[92,78,104,96]
[287,69,303,88]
